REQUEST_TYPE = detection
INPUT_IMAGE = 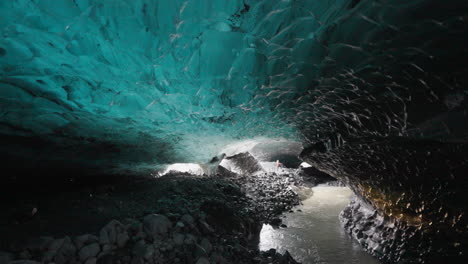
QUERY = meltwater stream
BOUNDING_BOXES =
[259,186,380,264]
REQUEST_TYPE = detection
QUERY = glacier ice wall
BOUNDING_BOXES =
[1,1,467,173]
[1,0,467,261]
[0,0,363,171]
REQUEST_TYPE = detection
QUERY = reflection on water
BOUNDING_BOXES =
[259,186,380,264]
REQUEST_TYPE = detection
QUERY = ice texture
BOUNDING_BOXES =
[0,0,467,262]
[1,0,465,170]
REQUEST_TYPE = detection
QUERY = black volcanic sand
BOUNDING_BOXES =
[0,169,319,263]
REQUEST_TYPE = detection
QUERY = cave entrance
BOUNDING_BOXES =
[259,185,381,264]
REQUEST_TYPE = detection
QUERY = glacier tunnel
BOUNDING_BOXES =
[0,0,467,263]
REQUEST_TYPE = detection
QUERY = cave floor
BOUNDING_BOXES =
[0,175,176,248]
[0,171,302,257]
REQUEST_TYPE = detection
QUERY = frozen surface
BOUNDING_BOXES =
[1,0,466,172]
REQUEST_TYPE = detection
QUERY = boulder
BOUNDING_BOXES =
[116,232,129,248]
[180,214,195,226]
[0,251,13,264]
[99,220,125,245]
[173,233,185,246]
[200,238,212,254]
[74,234,99,250]
[298,166,336,184]
[41,249,57,263]
[143,214,172,238]
[78,243,100,261]
[56,236,77,260]
[49,238,65,251]
[196,257,210,264]
[132,241,154,260]
[222,152,263,175]
[84,257,97,264]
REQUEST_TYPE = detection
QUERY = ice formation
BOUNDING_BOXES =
[1,0,467,262]
[1,0,466,171]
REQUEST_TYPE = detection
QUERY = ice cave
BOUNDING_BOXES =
[0,0,466,263]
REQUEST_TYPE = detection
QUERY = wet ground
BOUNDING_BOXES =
[259,186,380,264]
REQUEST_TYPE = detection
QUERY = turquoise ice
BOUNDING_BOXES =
[1,0,466,172]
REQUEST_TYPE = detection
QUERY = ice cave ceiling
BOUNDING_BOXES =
[0,0,467,174]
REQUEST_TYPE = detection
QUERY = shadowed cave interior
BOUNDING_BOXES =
[0,0,467,263]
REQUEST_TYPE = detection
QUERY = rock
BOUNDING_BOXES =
[298,167,337,184]
[175,221,185,229]
[74,234,99,250]
[85,257,97,264]
[184,234,197,245]
[143,214,172,238]
[196,257,210,264]
[78,243,100,261]
[180,214,195,225]
[173,233,185,246]
[125,219,142,234]
[99,220,124,245]
[49,238,65,251]
[42,249,57,263]
[101,244,112,253]
[279,250,299,264]
[116,232,129,248]
[0,251,13,264]
[132,241,154,260]
[270,218,282,226]
[56,236,77,261]
[200,238,212,254]
[198,220,214,233]
[132,231,146,241]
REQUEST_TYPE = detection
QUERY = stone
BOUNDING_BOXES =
[198,220,214,233]
[56,237,77,259]
[78,243,100,261]
[132,241,154,260]
[0,251,13,264]
[180,214,195,225]
[195,244,208,258]
[101,244,112,253]
[99,220,124,245]
[196,257,210,264]
[143,214,172,238]
[74,234,99,250]
[175,221,185,229]
[173,233,185,246]
[42,249,57,263]
[49,238,65,251]
[200,238,212,254]
[85,257,97,264]
[184,234,197,245]
[116,232,129,248]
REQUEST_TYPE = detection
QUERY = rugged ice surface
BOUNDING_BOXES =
[1,0,466,172]
[1,0,467,262]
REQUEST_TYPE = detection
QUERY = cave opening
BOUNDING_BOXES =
[1,0,467,263]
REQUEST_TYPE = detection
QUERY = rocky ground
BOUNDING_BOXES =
[340,196,465,264]
[0,167,333,264]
